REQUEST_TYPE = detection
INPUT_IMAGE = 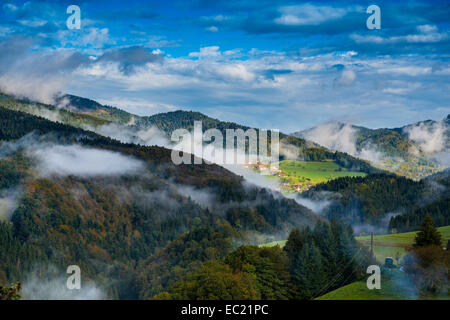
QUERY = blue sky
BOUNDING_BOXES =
[0,0,449,131]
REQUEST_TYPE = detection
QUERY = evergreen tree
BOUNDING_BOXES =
[414,215,442,247]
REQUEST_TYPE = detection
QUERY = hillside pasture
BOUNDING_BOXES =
[278,160,366,186]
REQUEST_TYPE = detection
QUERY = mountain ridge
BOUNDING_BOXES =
[291,116,449,179]
[0,92,382,177]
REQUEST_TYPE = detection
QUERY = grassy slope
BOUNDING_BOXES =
[261,227,450,300]
[316,272,419,300]
[260,226,450,257]
[317,226,450,300]
[355,226,450,264]
[317,270,449,300]
[278,160,366,186]
[357,226,450,245]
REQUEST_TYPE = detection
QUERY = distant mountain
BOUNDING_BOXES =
[56,94,134,124]
[4,92,445,181]
[292,115,449,179]
[56,94,260,134]
[353,125,413,158]
[0,92,382,177]
[396,115,450,151]
[293,117,449,158]
[0,92,109,127]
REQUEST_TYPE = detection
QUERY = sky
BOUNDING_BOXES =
[0,0,449,132]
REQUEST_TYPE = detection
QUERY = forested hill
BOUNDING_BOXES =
[143,110,376,170]
[0,106,320,299]
[293,123,413,159]
[0,92,382,175]
[293,115,449,160]
[389,169,450,232]
[143,110,381,173]
[54,93,450,155]
[302,172,449,232]
[57,93,257,135]
[56,94,135,124]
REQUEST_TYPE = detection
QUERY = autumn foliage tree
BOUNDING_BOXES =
[404,246,449,295]
[403,215,448,296]
[153,261,259,300]
[0,282,21,300]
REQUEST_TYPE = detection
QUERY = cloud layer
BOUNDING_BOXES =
[29,144,144,177]
[404,121,447,153]
[300,122,383,164]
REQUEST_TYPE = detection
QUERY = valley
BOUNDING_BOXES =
[0,0,448,306]
[0,93,448,301]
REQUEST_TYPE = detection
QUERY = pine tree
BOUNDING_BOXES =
[414,214,442,247]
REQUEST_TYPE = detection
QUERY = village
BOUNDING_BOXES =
[245,162,316,193]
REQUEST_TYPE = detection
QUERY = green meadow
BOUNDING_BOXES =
[317,270,449,300]
[356,227,450,245]
[278,160,366,185]
[318,226,450,300]
[261,226,450,264]
[316,273,417,300]
[356,225,450,264]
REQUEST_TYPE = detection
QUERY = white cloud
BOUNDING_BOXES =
[302,123,357,155]
[189,46,221,58]
[300,122,384,164]
[215,63,255,81]
[404,33,448,43]
[417,24,438,33]
[275,4,347,26]
[22,271,104,300]
[0,38,88,104]
[1,32,445,132]
[90,123,170,148]
[206,26,219,32]
[382,82,422,95]
[68,50,449,132]
[2,3,18,13]
[58,28,112,50]
[286,194,331,215]
[18,18,47,27]
[377,66,431,76]
[0,188,21,221]
[95,97,177,116]
[351,27,449,45]
[335,69,356,86]
[404,121,447,153]
[29,145,145,177]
